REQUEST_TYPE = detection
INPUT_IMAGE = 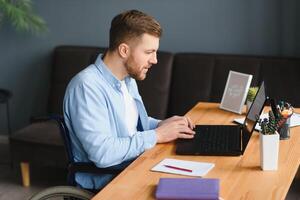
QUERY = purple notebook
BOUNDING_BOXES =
[155,178,219,200]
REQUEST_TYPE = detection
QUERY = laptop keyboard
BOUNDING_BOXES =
[195,125,241,154]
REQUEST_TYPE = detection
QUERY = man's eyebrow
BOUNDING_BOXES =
[146,49,157,52]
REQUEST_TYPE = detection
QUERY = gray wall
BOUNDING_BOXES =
[0,0,299,135]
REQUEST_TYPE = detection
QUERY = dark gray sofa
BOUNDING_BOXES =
[9,45,300,186]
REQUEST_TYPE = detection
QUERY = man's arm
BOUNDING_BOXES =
[64,81,156,168]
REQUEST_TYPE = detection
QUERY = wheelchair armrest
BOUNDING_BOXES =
[68,162,123,174]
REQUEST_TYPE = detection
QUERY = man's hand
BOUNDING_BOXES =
[158,115,195,129]
[156,116,196,143]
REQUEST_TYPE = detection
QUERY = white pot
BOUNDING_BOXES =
[259,132,279,171]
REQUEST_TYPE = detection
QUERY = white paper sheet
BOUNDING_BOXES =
[234,112,300,132]
[151,158,214,177]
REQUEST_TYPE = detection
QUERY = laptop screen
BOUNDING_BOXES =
[242,81,266,153]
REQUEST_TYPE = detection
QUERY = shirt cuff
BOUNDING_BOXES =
[141,129,157,150]
[148,117,161,129]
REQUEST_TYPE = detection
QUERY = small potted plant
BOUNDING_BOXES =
[246,87,258,112]
[257,110,281,170]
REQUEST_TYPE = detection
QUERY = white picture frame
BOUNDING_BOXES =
[219,70,253,114]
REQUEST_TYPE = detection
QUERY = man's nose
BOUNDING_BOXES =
[150,53,158,64]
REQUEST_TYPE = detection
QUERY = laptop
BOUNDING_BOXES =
[176,81,267,156]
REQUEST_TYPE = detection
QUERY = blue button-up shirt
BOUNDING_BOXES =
[63,54,159,189]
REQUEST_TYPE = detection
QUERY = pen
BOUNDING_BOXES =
[163,165,193,172]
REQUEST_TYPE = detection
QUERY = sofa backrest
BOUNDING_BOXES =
[48,46,174,119]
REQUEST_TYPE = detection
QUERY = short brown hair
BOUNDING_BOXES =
[108,10,162,51]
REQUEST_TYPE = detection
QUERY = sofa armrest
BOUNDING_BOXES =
[30,114,62,123]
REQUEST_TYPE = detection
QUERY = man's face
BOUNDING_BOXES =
[125,33,159,80]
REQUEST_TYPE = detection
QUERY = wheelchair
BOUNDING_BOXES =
[28,115,130,200]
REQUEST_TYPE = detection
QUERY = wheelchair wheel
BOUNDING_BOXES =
[29,186,94,200]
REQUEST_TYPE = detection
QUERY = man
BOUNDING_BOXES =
[63,9,195,190]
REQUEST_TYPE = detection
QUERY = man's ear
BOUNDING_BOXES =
[118,43,130,59]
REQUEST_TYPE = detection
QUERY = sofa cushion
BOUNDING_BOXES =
[259,58,300,107]
[48,46,172,119]
[137,51,173,119]
[48,46,106,115]
[210,55,261,102]
[10,120,63,145]
[10,120,67,167]
[168,53,215,116]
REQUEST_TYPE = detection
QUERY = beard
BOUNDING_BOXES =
[125,57,148,80]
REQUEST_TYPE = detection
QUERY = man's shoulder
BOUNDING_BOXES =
[70,65,105,86]
[64,66,108,99]
[77,64,100,79]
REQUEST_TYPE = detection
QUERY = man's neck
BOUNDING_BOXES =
[103,51,127,80]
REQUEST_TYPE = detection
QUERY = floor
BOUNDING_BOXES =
[288,175,300,200]
[0,139,299,200]
[0,138,67,200]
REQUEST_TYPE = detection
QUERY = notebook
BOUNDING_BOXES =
[155,178,219,200]
[151,158,214,176]
[176,81,266,156]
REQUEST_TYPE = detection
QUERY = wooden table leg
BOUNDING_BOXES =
[20,162,30,187]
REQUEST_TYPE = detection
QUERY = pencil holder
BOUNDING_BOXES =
[260,132,279,170]
[279,117,290,140]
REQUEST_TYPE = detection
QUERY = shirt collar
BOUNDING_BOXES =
[95,54,132,90]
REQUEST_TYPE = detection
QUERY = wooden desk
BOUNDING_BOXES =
[92,102,300,200]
